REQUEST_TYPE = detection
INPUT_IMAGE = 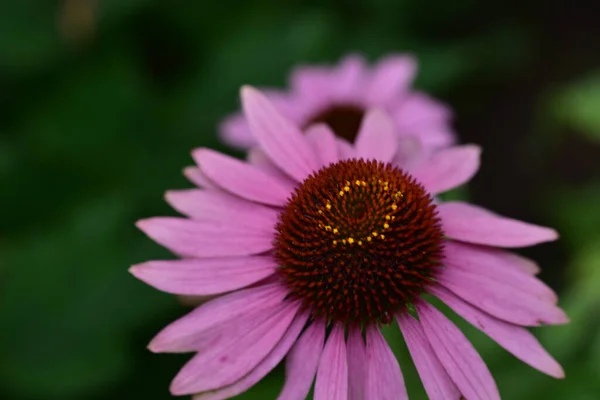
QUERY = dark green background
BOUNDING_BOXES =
[2,0,600,399]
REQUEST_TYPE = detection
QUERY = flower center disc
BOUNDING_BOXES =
[274,159,444,325]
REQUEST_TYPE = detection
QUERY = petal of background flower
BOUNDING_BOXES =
[346,328,367,400]
[136,217,273,258]
[365,326,408,400]
[397,313,461,400]
[416,300,501,400]
[170,302,299,395]
[193,312,309,400]
[219,113,257,150]
[129,255,276,296]
[411,145,481,194]
[431,285,565,378]
[305,123,339,168]
[241,86,317,182]
[438,202,559,247]
[278,320,326,400]
[391,136,424,171]
[329,54,366,99]
[366,54,417,104]
[183,167,220,190]
[354,109,398,162]
[314,324,348,400]
[337,138,356,160]
[193,148,292,206]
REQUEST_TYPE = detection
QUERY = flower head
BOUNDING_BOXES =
[221,54,454,150]
[132,87,567,400]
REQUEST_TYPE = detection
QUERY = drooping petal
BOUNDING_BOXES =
[354,109,398,162]
[129,255,276,296]
[346,327,367,400]
[278,320,326,400]
[397,313,460,400]
[184,167,219,190]
[170,302,299,395]
[314,324,348,400]
[411,145,481,194]
[416,300,501,400]
[193,312,310,400]
[149,284,286,353]
[305,123,339,168]
[193,148,292,206]
[431,285,565,378]
[366,54,417,104]
[438,202,559,247]
[364,326,408,400]
[165,189,280,227]
[241,86,318,182]
[136,217,273,258]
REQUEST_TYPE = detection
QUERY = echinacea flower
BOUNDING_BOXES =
[132,87,567,400]
[221,54,454,151]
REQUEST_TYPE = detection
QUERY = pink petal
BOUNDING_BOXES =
[129,255,276,296]
[170,302,299,395]
[246,147,299,189]
[365,326,408,400]
[346,328,367,400]
[289,65,331,99]
[136,217,273,258]
[397,313,460,400]
[193,312,310,400]
[431,285,565,378]
[314,324,348,400]
[219,113,257,149]
[278,320,326,400]
[304,123,339,168]
[354,109,398,162]
[330,54,367,99]
[411,145,481,194]
[438,202,559,247]
[193,148,292,206]
[392,136,424,172]
[394,92,452,128]
[165,189,280,226]
[337,138,356,160]
[183,167,219,190]
[149,283,287,353]
[443,241,557,303]
[366,54,417,104]
[416,300,501,400]
[241,86,317,182]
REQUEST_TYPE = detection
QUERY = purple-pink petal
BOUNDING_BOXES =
[416,300,501,400]
[314,324,348,400]
[241,86,317,182]
[366,54,416,104]
[392,136,424,172]
[193,148,292,206]
[431,285,565,378]
[183,166,220,190]
[337,138,356,160]
[365,326,408,400]
[278,320,326,400]
[397,313,460,400]
[439,202,559,247]
[129,255,276,296]
[246,147,299,188]
[305,124,339,168]
[354,109,398,162]
[411,145,481,194]
[136,217,273,258]
[346,328,367,400]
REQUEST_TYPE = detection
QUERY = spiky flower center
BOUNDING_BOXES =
[274,159,444,326]
[306,104,365,143]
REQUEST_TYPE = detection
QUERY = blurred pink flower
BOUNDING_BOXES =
[132,87,566,399]
[221,54,455,150]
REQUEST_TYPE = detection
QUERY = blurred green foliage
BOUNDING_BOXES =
[1,0,599,399]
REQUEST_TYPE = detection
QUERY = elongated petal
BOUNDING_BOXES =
[337,138,356,160]
[365,326,407,400]
[193,312,309,400]
[246,147,298,188]
[184,167,219,189]
[354,109,397,162]
[305,124,339,168]
[392,136,424,172]
[149,284,286,352]
[346,328,367,400]
[439,202,559,247]
[315,324,348,400]
[416,300,500,400]
[136,217,273,258]
[367,55,416,104]
[411,145,481,194]
[431,286,565,378]
[241,86,317,182]
[130,256,276,296]
[397,314,460,400]
[330,54,366,98]
[278,320,326,400]
[193,148,292,206]
[170,302,299,395]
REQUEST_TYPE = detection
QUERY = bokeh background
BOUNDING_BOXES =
[2,0,600,399]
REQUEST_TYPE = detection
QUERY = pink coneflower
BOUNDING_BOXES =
[132,87,567,400]
[220,54,454,151]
